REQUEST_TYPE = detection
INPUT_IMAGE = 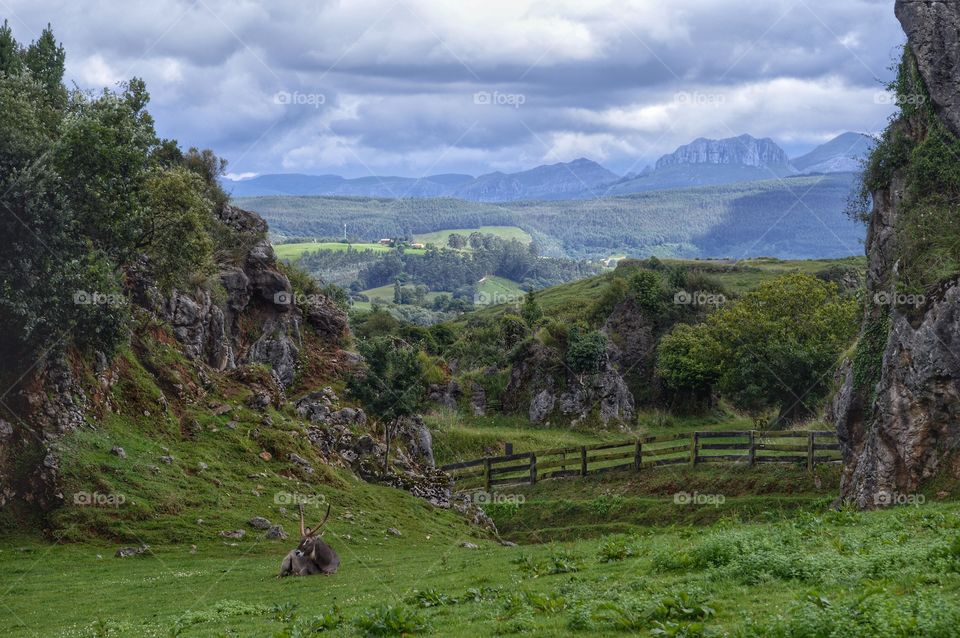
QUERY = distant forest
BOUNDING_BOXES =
[235,172,865,260]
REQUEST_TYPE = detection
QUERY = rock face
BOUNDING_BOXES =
[0,352,88,510]
[830,1,960,508]
[1,204,348,514]
[505,341,635,428]
[145,205,347,387]
[833,284,960,507]
[895,0,960,138]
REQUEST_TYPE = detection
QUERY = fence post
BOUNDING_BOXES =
[580,446,587,476]
[748,430,756,467]
[484,458,492,492]
[529,453,537,484]
[505,442,513,456]
[690,432,699,465]
[634,438,642,471]
[807,432,815,473]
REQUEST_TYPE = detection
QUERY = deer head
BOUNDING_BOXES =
[296,502,331,557]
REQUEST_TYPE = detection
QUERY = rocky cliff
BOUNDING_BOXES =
[655,134,793,170]
[0,203,353,513]
[830,0,960,508]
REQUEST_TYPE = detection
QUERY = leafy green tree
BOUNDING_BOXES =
[142,167,215,292]
[521,290,543,327]
[0,26,226,365]
[655,323,719,401]
[348,337,426,472]
[23,23,65,107]
[52,78,157,263]
[468,231,484,250]
[393,280,402,304]
[629,269,665,315]
[447,233,467,249]
[0,20,22,76]
[565,327,607,375]
[182,147,228,208]
[499,313,527,348]
[664,274,858,424]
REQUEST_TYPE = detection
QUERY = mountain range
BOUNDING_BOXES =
[223,132,874,202]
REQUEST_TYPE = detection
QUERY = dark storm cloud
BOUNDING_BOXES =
[4,0,905,177]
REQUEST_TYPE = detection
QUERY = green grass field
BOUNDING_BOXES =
[356,283,443,306]
[475,276,526,306]
[428,410,755,466]
[413,226,532,248]
[4,488,959,636]
[274,242,425,261]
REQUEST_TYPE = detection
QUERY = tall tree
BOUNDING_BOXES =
[348,337,426,472]
[521,290,543,327]
[23,24,65,107]
[0,20,22,77]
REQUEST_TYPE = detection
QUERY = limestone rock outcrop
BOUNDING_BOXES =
[830,1,960,507]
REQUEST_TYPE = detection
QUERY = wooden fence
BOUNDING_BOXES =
[440,430,842,490]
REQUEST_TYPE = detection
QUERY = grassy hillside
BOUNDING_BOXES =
[452,255,866,325]
[235,173,864,260]
[475,276,525,305]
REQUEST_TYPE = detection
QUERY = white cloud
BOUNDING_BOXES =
[6,0,906,176]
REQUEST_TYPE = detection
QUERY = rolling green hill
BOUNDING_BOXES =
[235,172,864,261]
[454,255,866,324]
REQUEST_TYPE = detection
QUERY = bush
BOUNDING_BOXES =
[662,274,858,423]
[353,605,429,637]
[598,537,633,562]
[566,327,607,375]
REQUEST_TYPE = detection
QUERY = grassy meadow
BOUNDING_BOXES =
[412,226,533,247]
[3,476,960,637]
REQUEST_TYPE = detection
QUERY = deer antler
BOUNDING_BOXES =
[307,503,331,537]
[298,502,306,537]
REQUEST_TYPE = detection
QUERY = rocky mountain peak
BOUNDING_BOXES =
[655,134,792,170]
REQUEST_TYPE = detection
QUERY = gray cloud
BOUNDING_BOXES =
[5,0,905,177]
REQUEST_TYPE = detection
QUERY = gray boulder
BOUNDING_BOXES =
[248,516,272,530]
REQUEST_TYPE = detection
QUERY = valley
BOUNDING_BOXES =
[239,172,864,263]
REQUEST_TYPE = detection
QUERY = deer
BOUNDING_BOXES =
[278,503,341,577]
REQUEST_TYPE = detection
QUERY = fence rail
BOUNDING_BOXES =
[440,430,841,490]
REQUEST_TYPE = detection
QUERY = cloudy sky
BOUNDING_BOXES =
[5,0,905,178]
